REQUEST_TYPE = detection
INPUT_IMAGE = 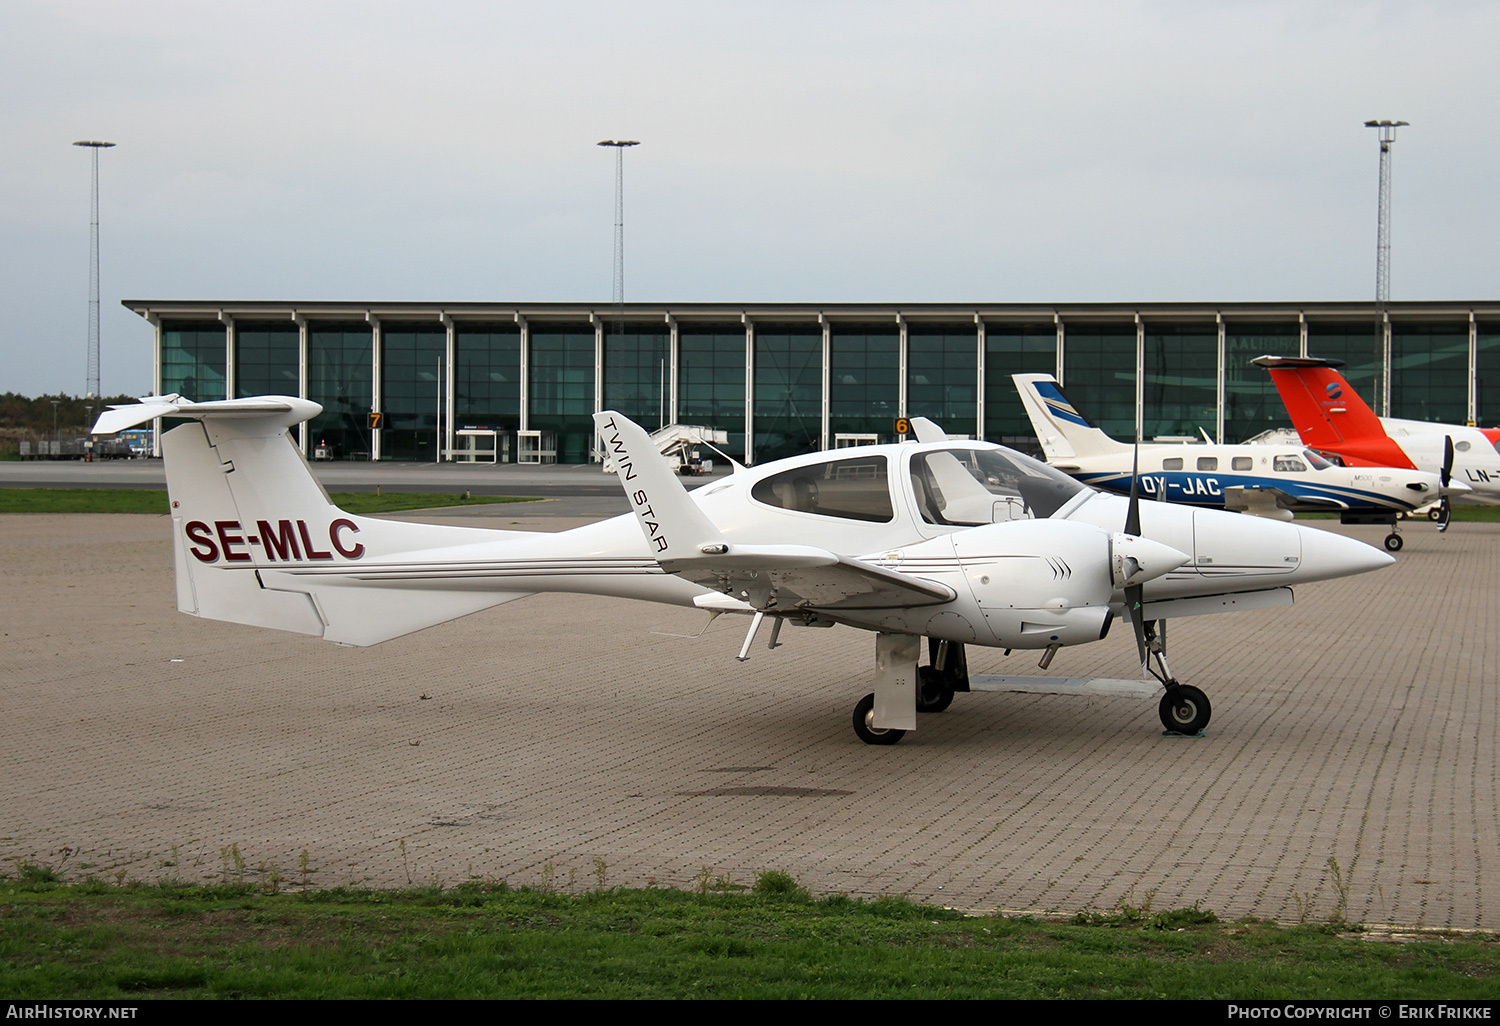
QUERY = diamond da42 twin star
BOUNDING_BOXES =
[94,395,1394,745]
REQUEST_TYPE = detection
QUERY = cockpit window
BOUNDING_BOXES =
[1273,454,1307,473]
[1302,449,1333,470]
[909,446,1086,525]
[750,455,894,522]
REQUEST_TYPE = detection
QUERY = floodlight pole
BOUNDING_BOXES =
[73,141,116,399]
[597,140,639,338]
[1364,120,1406,418]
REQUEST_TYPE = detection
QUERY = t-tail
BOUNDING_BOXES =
[93,396,544,645]
[1251,356,1416,468]
[1011,373,1131,464]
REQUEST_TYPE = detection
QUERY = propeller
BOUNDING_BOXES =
[1124,442,1149,673]
[1438,435,1455,532]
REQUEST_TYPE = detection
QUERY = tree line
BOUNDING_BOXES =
[0,393,139,436]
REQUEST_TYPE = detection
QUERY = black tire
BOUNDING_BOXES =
[1428,507,1442,522]
[1158,685,1211,734]
[853,693,905,745]
[1384,533,1404,552]
[916,666,956,713]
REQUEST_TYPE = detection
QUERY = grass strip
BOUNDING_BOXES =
[0,878,1496,999]
[0,489,538,514]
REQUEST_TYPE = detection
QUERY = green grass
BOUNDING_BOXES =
[0,489,538,514]
[0,878,1496,999]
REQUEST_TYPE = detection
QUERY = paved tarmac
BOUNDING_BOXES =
[1,498,1496,928]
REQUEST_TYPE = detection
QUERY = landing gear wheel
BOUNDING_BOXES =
[916,667,956,713]
[853,693,905,745]
[1428,507,1442,522]
[1159,685,1211,734]
[1384,533,1403,552]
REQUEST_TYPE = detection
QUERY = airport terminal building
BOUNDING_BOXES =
[128,299,1500,464]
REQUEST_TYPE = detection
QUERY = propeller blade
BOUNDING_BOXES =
[1126,582,1148,672]
[1124,440,1147,672]
[1125,441,1141,537]
[1442,435,1455,489]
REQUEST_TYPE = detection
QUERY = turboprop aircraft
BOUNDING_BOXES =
[1013,373,1460,551]
[93,394,1394,745]
[1253,355,1500,529]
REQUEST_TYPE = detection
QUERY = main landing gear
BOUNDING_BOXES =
[853,640,968,745]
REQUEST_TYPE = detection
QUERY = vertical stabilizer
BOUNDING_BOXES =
[1011,374,1131,463]
[1251,356,1415,468]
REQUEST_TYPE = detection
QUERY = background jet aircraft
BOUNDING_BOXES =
[1253,355,1500,523]
[1013,373,1457,551]
[94,395,1393,745]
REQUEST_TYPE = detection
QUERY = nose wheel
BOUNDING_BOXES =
[1158,684,1211,734]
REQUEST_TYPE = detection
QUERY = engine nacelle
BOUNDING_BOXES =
[943,519,1188,649]
[944,519,1116,649]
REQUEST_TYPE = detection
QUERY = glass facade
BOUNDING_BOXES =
[1062,323,1136,439]
[1142,323,1218,440]
[529,325,595,463]
[603,328,669,427]
[235,322,299,398]
[455,324,521,433]
[679,325,746,459]
[753,324,822,463]
[1225,323,1299,442]
[307,323,374,460]
[829,324,898,441]
[1478,324,1500,426]
[984,322,1056,450]
[907,326,977,436]
[160,322,226,401]
[380,324,445,461]
[1391,321,1469,424]
[145,304,1499,462]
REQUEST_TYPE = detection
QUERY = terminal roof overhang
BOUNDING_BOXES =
[123,299,1500,325]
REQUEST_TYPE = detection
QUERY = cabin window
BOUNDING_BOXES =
[1196,457,1218,471]
[750,455,893,522]
[1162,457,1184,470]
[1232,456,1253,471]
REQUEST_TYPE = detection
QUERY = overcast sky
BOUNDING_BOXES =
[2,0,1496,398]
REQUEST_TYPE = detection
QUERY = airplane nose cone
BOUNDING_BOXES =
[1441,478,1473,496]
[1292,525,1395,583]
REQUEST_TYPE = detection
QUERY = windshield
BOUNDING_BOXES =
[1303,449,1333,470]
[910,446,1087,524]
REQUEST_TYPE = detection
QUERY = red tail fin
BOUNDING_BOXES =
[1251,356,1415,468]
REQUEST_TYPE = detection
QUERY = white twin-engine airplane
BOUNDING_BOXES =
[94,394,1395,746]
[1013,373,1460,552]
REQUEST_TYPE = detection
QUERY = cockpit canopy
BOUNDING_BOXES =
[747,445,1087,527]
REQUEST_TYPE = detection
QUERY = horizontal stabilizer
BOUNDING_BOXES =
[94,394,322,436]
[1012,374,1131,461]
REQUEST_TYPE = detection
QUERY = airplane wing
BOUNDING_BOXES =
[594,411,956,612]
